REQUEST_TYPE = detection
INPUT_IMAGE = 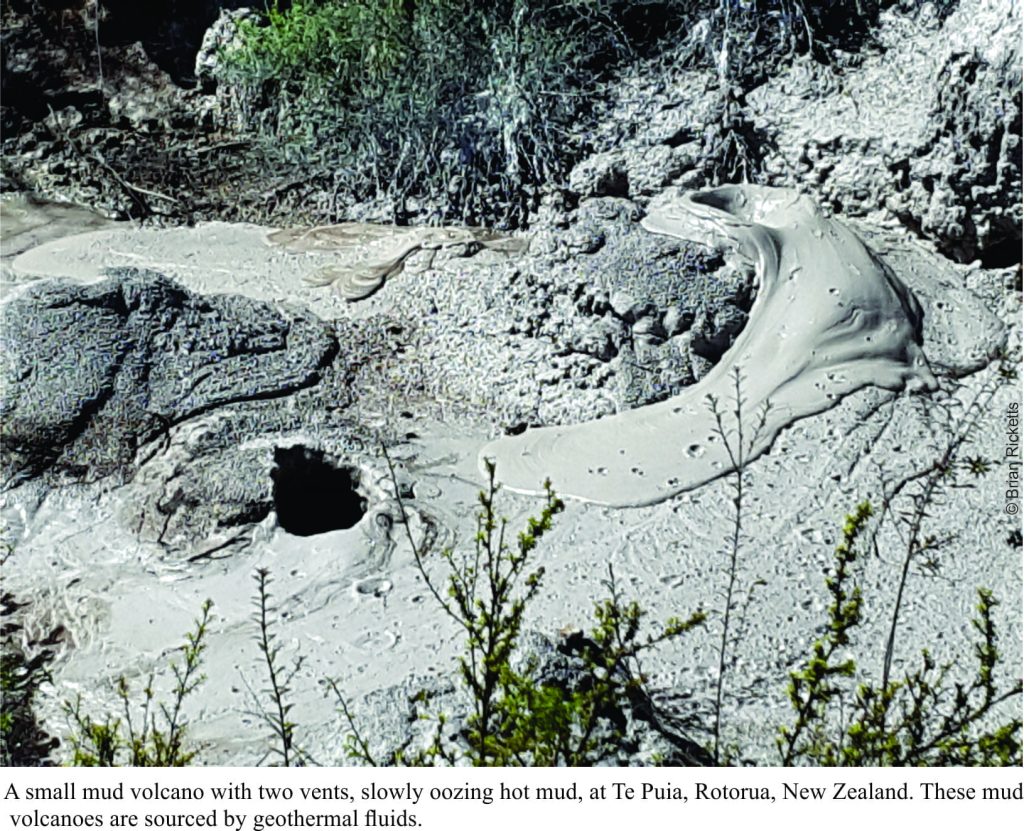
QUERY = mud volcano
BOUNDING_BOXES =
[481,185,939,506]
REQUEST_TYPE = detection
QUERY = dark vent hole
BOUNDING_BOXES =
[272,447,366,536]
[979,235,1022,269]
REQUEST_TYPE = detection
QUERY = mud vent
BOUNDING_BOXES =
[272,447,366,536]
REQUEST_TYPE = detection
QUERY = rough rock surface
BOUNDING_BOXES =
[194,6,258,94]
[0,2,321,226]
[1,269,337,485]
[555,1,1022,266]
[7,208,757,434]
[508,195,754,413]
[749,0,1022,264]
[888,49,1022,264]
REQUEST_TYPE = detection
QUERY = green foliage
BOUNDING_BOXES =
[229,1,410,90]
[841,589,1022,765]
[435,461,566,764]
[2,536,56,766]
[777,501,872,764]
[49,364,1020,769]
[216,1,908,209]
[487,572,706,766]
[779,505,1022,766]
[331,454,705,765]
[63,600,213,766]
[1,602,57,765]
[220,0,694,226]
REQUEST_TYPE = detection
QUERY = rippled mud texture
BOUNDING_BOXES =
[265,222,528,301]
[481,186,939,507]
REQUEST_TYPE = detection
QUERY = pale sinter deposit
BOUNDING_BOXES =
[481,185,940,507]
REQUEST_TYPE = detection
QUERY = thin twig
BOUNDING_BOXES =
[93,1,104,104]
[879,367,1006,690]
[91,151,181,205]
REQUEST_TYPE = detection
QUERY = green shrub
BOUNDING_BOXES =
[63,601,213,766]
[220,0,696,226]
[779,503,1022,766]
[1,622,57,765]
[330,455,706,765]
[219,1,907,216]
[224,0,414,108]
[1,537,58,765]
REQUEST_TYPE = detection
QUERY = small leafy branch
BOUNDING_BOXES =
[779,503,1022,766]
[1,640,54,765]
[244,568,310,766]
[1,576,58,765]
[778,501,872,765]
[842,589,1022,766]
[488,565,707,766]
[348,454,566,765]
[875,359,1015,691]
[705,367,771,764]
[325,675,387,766]
[64,600,213,766]
[439,460,564,764]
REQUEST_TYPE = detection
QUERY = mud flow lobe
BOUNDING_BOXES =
[481,185,938,507]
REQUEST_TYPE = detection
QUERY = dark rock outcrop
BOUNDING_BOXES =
[516,196,754,412]
[0,269,337,486]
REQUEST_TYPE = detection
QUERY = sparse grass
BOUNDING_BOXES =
[704,368,771,763]
[705,1,903,88]
[244,568,311,766]
[873,360,1015,691]
[199,1,908,213]
[684,1,911,184]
